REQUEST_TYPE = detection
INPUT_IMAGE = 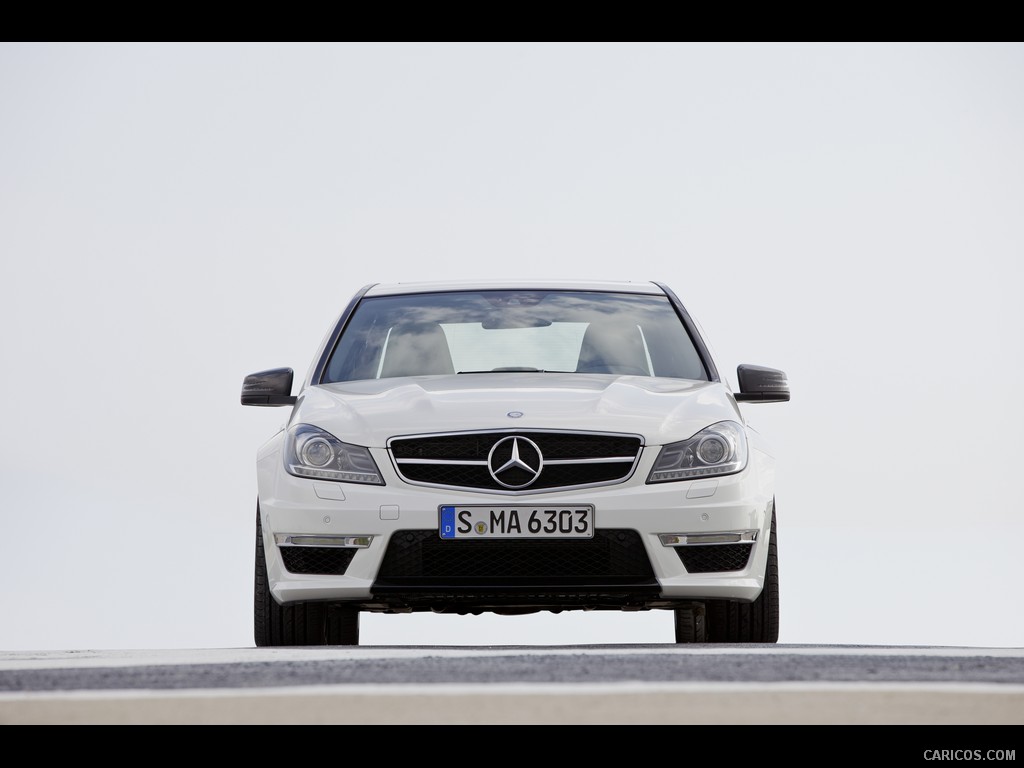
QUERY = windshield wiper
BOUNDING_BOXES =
[458,367,547,374]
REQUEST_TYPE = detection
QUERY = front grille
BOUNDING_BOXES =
[374,529,655,586]
[389,430,642,493]
[280,546,357,575]
[676,543,753,573]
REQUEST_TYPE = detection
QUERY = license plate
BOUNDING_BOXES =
[439,505,594,539]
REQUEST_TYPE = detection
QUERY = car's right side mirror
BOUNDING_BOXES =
[734,364,790,403]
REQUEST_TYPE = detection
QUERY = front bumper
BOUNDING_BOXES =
[257,442,776,612]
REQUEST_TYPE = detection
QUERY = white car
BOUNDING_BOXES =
[242,280,789,645]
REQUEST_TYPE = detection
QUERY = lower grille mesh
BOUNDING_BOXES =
[676,543,754,573]
[375,529,655,585]
[280,546,357,575]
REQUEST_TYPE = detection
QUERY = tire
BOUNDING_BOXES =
[324,604,360,645]
[674,602,707,643]
[705,500,780,643]
[254,502,360,647]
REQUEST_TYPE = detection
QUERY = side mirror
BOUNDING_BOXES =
[734,364,790,403]
[241,368,297,407]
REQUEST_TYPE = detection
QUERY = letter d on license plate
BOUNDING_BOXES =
[439,505,594,539]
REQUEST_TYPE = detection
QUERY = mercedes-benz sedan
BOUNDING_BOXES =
[242,280,790,645]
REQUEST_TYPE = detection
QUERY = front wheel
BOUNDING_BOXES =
[673,602,707,643]
[704,501,780,643]
[254,502,360,646]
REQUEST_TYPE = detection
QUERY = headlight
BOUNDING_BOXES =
[284,424,384,484]
[647,421,748,482]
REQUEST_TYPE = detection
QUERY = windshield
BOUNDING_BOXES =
[321,290,708,383]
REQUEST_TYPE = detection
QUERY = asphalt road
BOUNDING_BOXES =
[1,645,1022,725]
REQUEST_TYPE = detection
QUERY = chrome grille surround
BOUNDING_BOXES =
[388,429,644,495]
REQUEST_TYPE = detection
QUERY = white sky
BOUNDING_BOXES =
[1,42,1022,650]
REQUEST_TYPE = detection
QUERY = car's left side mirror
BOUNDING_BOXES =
[734,364,790,403]
[241,367,298,406]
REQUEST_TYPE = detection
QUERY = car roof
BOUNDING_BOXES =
[362,280,666,297]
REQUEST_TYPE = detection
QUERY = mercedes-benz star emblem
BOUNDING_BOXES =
[487,436,544,489]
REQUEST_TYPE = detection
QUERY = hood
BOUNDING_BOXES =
[292,373,743,448]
